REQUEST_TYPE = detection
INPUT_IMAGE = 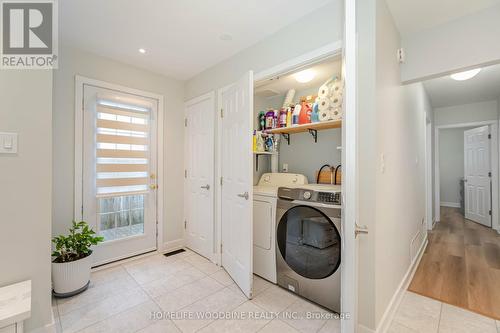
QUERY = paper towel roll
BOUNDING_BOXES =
[318,84,330,98]
[319,108,333,122]
[282,89,296,108]
[331,107,342,120]
[317,97,331,111]
[330,94,342,108]
[331,81,342,95]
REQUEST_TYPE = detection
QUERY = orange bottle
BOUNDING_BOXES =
[298,101,312,124]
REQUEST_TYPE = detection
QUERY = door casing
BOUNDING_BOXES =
[74,76,165,265]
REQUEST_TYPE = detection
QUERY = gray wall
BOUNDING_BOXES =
[0,71,53,331]
[439,128,472,205]
[53,45,185,248]
[434,100,498,126]
[185,0,343,100]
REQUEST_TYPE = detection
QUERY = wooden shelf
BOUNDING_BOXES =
[253,151,277,155]
[263,119,341,135]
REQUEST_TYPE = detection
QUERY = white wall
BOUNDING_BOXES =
[434,100,498,126]
[185,0,343,100]
[53,45,185,249]
[0,71,53,331]
[401,4,500,83]
[439,128,473,206]
[357,0,431,330]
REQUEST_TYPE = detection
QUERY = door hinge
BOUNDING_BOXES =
[489,210,492,216]
[184,118,188,127]
[488,134,491,139]
[184,220,187,229]
[185,169,187,178]
[220,243,223,253]
[220,108,224,118]
[489,171,492,177]
[81,205,84,216]
[220,177,223,186]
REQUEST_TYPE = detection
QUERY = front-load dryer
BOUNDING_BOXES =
[276,185,341,312]
[253,173,308,283]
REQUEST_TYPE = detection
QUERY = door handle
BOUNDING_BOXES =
[150,184,158,190]
[237,192,249,200]
[355,223,368,238]
[201,184,210,190]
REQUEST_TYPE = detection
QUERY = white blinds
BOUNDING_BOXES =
[95,102,150,197]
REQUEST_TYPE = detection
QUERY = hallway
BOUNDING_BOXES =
[409,207,500,320]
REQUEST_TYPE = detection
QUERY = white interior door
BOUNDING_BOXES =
[184,93,215,260]
[220,71,253,298]
[464,125,491,227]
[82,85,158,265]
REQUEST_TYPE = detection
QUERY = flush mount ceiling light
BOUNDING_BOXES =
[294,69,316,83]
[450,68,481,81]
[138,48,146,54]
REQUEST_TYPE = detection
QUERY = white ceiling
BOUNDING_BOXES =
[60,0,332,80]
[385,0,500,36]
[423,64,500,108]
[255,57,341,97]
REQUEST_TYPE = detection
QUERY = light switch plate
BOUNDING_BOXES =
[0,132,18,154]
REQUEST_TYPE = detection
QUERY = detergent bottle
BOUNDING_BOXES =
[298,100,312,124]
[278,108,287,128]
[292,104,301,126]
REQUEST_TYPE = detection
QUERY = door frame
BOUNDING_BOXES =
[214,41,343,266]
[184,91,216,262]
[425,114,433,230]
[433,120,499,233]
[74,75,165,262]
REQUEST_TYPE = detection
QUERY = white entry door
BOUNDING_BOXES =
[184,93,215,260]
[220,71,254,298]
[464,126,491,227]
[81,84,158,265]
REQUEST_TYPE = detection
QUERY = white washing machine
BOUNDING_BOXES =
[253,173,308,283]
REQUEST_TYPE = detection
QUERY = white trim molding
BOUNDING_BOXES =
[434,120,499,233]
[376,236,428,333]
[74,75,165,261]
[440,202,461,208]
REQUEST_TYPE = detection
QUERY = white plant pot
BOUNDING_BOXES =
[52,252,93,296]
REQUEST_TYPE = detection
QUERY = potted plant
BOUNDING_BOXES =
[51,221,104,297]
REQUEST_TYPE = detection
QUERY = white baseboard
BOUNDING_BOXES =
[440,202,460,208]
[375,236,428,333]
[161,238,184,254]
[29,309,56,333]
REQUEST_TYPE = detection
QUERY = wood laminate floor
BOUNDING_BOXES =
[409,207,500,320]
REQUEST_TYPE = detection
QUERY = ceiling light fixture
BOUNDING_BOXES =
[294,69,316,83]
[450,68,481,81]
[138,48,146,54]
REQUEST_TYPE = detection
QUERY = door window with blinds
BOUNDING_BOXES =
[81,84,158,264]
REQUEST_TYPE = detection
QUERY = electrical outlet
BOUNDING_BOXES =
[283,163,288,172]
[380,154,385,173]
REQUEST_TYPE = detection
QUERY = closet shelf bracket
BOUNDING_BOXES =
[281,133,290,145]
[308,129,318,143]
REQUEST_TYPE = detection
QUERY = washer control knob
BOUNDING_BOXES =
[303,191,312,200]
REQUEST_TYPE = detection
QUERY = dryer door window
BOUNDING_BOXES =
[277,205,341,279]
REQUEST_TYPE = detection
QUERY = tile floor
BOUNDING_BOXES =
[52,249,341,333]
[388,291,500,333]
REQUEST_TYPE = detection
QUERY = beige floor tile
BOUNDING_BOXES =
[155,276,225,312]
[392,292,441,333]
[183,255,221,275]
[197,301,272,333]
[318,318,342,333]
[253,275,273,296]
[56,273,138,315]
[210,269,234,286]
[279,299,330,333]
[259,319,300,332]
[59,287,149,333]
[172,287,247,333]
[124,256,191,285]
[252,285,300,313]
[387,322,418,333]
[137,319,181,333]
[438,303,497,333]
[141,265,206,298]
[77,300,160,333]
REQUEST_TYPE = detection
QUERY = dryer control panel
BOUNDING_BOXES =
[318,192,341,205]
